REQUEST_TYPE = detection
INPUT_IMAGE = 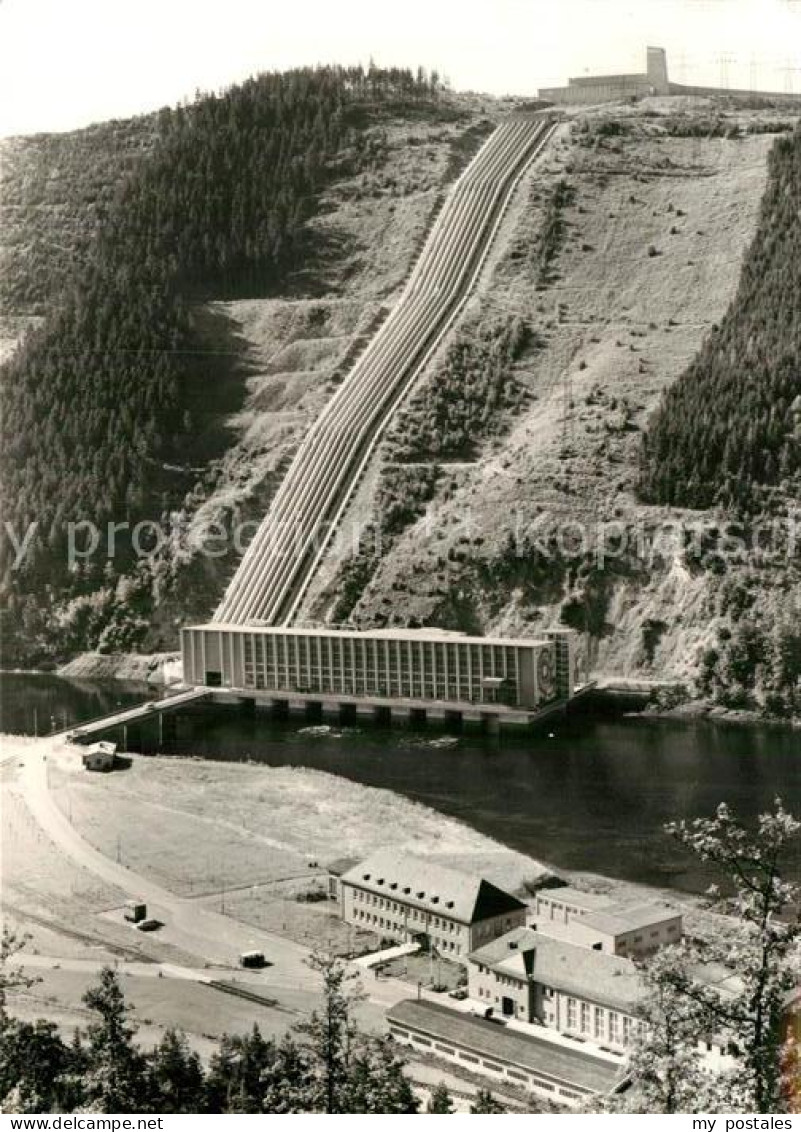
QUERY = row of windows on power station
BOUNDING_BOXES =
[235,635,535,703]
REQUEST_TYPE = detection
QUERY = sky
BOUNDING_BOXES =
[1,0,800,136]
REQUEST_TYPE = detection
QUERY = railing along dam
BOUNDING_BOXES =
[214,115,555,627]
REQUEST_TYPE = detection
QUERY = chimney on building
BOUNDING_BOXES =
[647,46,670,94]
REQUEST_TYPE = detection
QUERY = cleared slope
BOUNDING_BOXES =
[301,100,799,693]
[213,117,554,626]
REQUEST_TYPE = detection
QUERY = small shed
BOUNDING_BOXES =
[124,900,147,923]
[81,741,117,772]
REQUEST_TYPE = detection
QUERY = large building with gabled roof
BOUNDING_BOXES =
[338,849,527,958]
[468,926,647,1052]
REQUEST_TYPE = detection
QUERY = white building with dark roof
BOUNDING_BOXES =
[468,926,647,1053]
[338,850,527,958]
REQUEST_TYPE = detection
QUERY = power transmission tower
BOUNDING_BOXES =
[780,62,801,94]
[717,53,735,90]
[750,54,759,94]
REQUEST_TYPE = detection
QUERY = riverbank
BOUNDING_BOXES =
[56,651,181,685]
[2,732,735,951]
[591,678,800,729]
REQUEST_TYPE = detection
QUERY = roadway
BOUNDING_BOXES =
[10,741,460,1017]
[64,687,209,740]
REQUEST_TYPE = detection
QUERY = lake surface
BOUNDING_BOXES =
[2,673,799,894]
[0,672,163,735]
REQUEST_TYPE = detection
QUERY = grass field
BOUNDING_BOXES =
[7,966,299,1055]
[46,748,547,899]
[204,878,380,957]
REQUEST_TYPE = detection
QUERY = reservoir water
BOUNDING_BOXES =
[2,673,799,893]
[0,672,165,736]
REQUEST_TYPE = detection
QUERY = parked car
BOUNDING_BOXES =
[240,950,267,969]
[136,918,161,932]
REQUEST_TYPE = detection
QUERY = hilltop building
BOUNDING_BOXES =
[337,849,527,957]
[539,46,801,105]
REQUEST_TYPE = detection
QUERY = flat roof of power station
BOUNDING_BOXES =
[186,623,571,651]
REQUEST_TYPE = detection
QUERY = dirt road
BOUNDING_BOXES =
[15,744,315,974]
[9,738,447,1020]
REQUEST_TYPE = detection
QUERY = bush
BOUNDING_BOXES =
[385,316,534,461]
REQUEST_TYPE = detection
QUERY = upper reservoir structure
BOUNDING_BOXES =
[539,46,801,104]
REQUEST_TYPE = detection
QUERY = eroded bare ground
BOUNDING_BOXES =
[299,100,800,682]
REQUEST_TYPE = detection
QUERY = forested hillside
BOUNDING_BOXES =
[0,117,158,314]
[639,124,801,511]
[0,65,446,661]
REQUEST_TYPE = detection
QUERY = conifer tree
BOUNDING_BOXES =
[426,1081,456,1113]
[81,967,149,1112]
[470,1088,506,1113]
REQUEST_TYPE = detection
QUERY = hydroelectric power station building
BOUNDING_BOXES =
[181,624,578,726]
[178,117,582,730]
